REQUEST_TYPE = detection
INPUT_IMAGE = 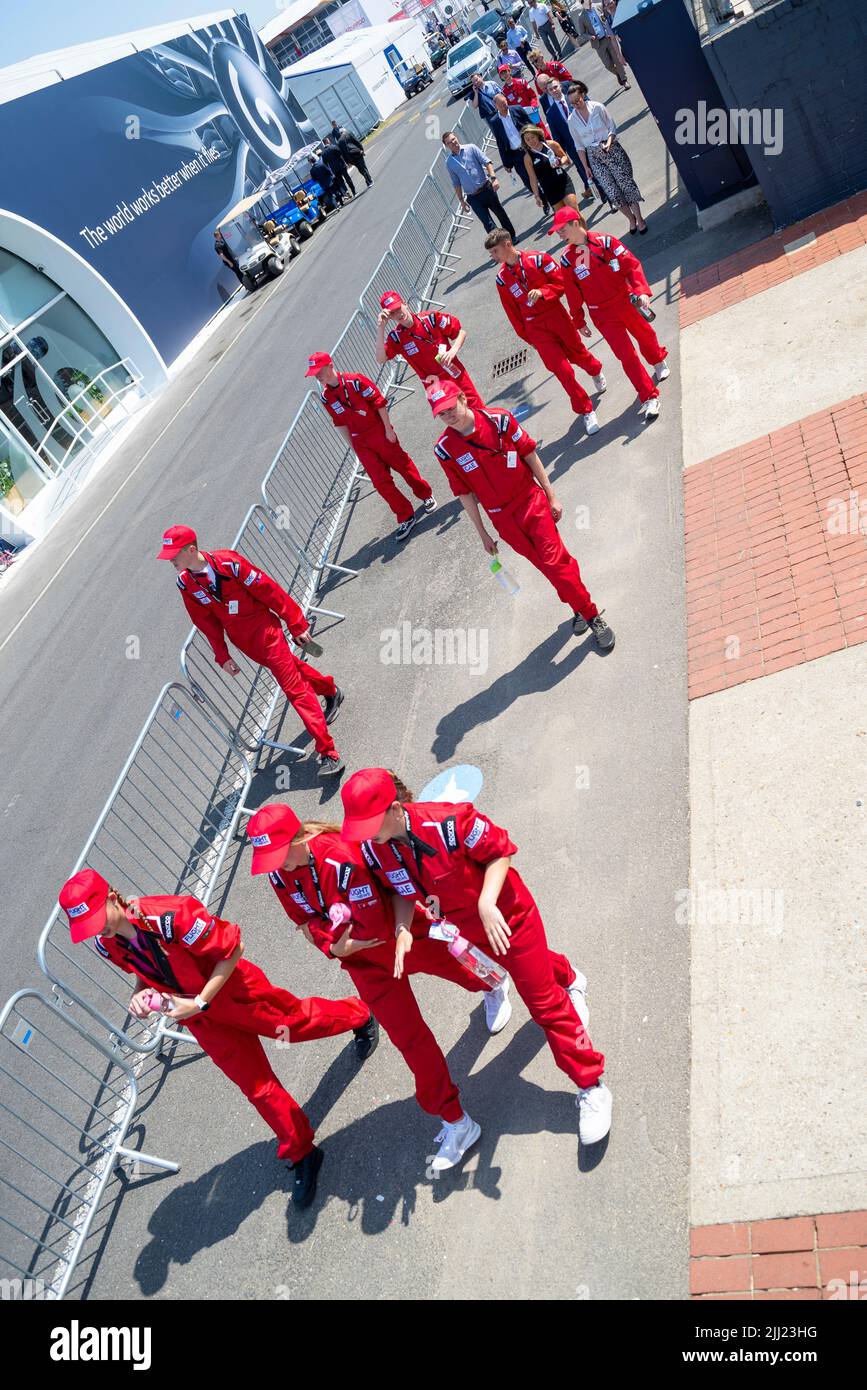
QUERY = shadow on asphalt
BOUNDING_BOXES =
[432,624,602,762]
[129,1012,595,1286]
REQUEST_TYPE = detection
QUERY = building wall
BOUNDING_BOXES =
[703,0,867,227]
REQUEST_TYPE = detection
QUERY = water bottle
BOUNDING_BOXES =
[428,920,508,988]
[490,555,520,595]
[629,293,656,322]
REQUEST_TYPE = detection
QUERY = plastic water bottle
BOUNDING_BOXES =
[428,920,507,988]
[490,555,520,595]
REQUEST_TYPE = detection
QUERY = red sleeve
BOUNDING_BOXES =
[383,332,399,361]
[457,803,517,864]
[502,412,537,458]
[560,258,588,330]
[617,243,652,298]
[180,581,230,666]
[533,254,566,304]
[352,373,387,411]
[223,550,307,640]
[433,441,471,498]
[436,311,462,340]
[496,279,528,341]
[174,897,241,965]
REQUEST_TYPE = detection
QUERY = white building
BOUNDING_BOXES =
[281,19,430,134]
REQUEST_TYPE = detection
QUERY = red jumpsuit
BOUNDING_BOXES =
[495,251,602,415]
[383,310,483,409]
[560,233,668,404]
[502,77,547,132]
[364,802,605,1090]
[177,549,337,758]
[266,833,487,1122]
[93,894,369,1162]
[320,371,432,524]
[534,60,573,88]
[434,406,598,620]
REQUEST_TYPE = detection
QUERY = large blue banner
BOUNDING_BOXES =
[0,13,313,363]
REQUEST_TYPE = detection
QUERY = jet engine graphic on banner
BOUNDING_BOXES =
[0,13,314,365]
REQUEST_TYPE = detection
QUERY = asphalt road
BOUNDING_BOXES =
[1,51,696,1300]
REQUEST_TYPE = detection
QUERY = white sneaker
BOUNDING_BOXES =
[642,396,660,422]
[430,1112,481,1171]
[483,977,512,1034]
[655,360,670,382]
[584,410,600,436]
[566,969,590,1029]
[576,1082,612,1144]
[592,372,607,394]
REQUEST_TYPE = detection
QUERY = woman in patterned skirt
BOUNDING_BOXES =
[566,80,647,234]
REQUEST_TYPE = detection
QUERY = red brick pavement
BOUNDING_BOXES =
[678,190,867,329]
[691,1212,867,1300]
[684,393,867,700]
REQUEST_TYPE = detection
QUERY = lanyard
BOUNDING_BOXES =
[332,373,356,412]
[393,809,438,883]
[293,852,329,919]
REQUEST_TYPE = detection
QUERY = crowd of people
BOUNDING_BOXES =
[57,4,666,1213]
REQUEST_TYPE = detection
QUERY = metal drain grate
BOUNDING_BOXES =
[492,348,529,380]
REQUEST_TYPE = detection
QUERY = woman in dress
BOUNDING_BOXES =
[521,125,578,213]
[566,80,647,234]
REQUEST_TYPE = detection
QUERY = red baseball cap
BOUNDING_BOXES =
[548,206,583,235]
[425,379,462,415]
[305,350,333,377]
[157,524,197,560]
[379,290,403,313]
[59,868,111,943]
[497,64,510,73]
[247,803,302,874]
[341,768,398,841]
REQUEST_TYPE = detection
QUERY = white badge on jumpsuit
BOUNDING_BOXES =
[506,450,518,468]
[228,600,239,614]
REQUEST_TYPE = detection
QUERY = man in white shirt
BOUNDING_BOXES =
[490,92,539,200]
[529,2,563,60]
[506,18,535,71]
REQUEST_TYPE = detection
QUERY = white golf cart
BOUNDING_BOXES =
[218,194,300,293]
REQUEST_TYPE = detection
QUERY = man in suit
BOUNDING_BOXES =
[545,77,595,200]
[489,93,545,205]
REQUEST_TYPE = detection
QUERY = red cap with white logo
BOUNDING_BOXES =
[59,867,111,943]
[341,768,398,841]
[547,206,583,235]
[425,379,462,415]
[247,803,303,874]
[305,351,333,377]
[157,525,197,560]
[379,290,403,313]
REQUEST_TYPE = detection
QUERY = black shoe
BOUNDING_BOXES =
[572,612,589,636]
[291,1145,324,1210]
[353,1014,379,1061]
[318,751,345,778]
[395,515,418,542]
[590,613,615,651]
[323,686,344,725]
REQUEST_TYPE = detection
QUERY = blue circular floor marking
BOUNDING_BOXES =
[419,764,484,803]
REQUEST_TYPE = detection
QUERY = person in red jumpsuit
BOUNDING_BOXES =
[306,351,436,542]
[530,55,574,89]
[375,290,484,409]
[498,66,548,131]
[340,768,614,1159]
[427,378,615,648]
[552,206,670,423]
[247,802,513,1171]
[58,868,376,1208]
[485,227,605,434]
[159,525,345,778]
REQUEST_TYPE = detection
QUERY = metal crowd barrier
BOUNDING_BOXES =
[260,392,361,597]
[37,682,252,1055]
[410,179,462,273]
[331,309,388,388]
[389,209,450,310]
[358,249,419,325]
[0,989,178,1300]
[181,503,344,761]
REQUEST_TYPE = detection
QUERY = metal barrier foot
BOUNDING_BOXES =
[116,1145,180,1176]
